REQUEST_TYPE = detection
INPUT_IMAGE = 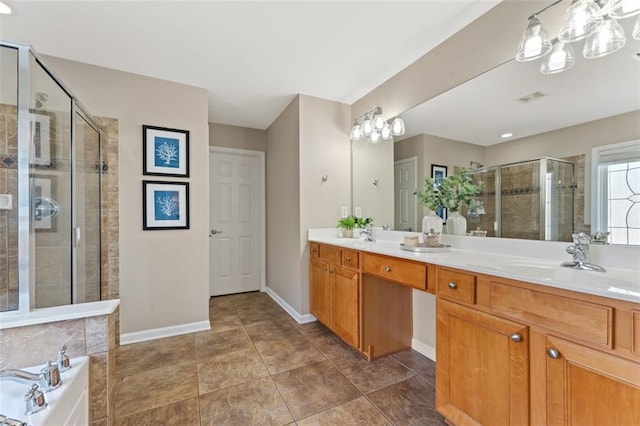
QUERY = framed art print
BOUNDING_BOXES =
[431,164,448,222]
[143,125,189,177]
[143,181,189,230]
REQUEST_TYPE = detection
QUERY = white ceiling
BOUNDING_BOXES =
[399,17,640,146]
[0,0,499,130]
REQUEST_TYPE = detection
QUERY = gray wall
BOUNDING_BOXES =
[209,122,267,152]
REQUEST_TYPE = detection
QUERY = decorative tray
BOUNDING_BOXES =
[400,243,452,253]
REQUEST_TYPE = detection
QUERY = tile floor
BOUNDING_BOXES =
[114,291,447,425]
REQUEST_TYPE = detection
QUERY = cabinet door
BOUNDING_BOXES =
[436,298,529,426]
[546,335,640,425]
[330,266,359,348]
[310,259,330,325]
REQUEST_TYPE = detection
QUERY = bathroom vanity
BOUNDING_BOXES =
[308,231,640,425]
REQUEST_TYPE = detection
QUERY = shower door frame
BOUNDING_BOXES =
[4,40,104,313]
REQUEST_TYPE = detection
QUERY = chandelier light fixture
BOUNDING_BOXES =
[350,106,405,143]
[515,0,640,74]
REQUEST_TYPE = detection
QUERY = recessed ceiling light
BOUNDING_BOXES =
[0,2,11,14]
[501,132,514,138]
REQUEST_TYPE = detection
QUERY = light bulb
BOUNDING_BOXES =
[370,130,381,143]
[583,17,626,59]
[0,1,11,14]
[390,117,405,135]
[633,14,640,40]
[350,122,362,140]
[515,16,552,61]
[558,0,603,42]
[372,111,385,131]
[381,122,392,140]
[609,0,640,18]
[361,114,373,136]
[541,40,576,74]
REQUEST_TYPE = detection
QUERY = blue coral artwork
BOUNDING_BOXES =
[143,125,190,177]
[143,181,189,230]
[153,190,180,221]
[153,137,180,169]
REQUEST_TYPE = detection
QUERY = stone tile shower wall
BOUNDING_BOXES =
[0,104,18,311]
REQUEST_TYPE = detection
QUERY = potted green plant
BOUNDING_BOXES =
[337,215,357,238]
[414,168,482,236]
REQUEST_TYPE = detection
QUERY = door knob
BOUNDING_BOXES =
[210,229,223,235]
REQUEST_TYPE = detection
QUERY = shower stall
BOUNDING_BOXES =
[467,157,575,242]
[1,42,103,313]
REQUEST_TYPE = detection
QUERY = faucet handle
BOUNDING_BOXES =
[572,232,590,245]
[24,384,48,415]
[56,345,71,371]
[40,361,62,392]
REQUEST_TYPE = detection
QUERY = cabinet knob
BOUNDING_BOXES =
[448,282,458,289]
[385,266,392,272]
[546,348,561,359]
[346,256,351,261]
[510,333,522,342]
[329,269,334,273]
[323,266,328,271]
[311,248,316,252]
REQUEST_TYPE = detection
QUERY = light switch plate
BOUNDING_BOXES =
[0,194,12,210]
[0,194,13,210]
[354,207,362,218]
[341,206,349,218]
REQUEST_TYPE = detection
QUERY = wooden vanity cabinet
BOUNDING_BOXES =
[436,298,529,426]
[435,266,640,426]
[309,243,361,349]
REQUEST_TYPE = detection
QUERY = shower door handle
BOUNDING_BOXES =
[73,227,81,248]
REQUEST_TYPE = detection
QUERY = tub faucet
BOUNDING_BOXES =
[0,361,62,392]
[561,233,606,272]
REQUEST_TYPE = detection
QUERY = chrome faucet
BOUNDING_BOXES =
[561,233,606,272]
[0,361,62,392]
[361,224,375,242]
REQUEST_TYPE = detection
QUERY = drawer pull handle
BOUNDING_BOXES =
[385,266,392,272]
[510,333,522,343]
[448,282,457,289]
[346,256,351,261]
[546,348,561,359]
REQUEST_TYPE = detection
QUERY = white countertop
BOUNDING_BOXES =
[308,229,640,304]
[0,299,120,330]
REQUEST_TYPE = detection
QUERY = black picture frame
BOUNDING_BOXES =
[142,180,190,230]
[431,164,448,222]
[143,125,190,177]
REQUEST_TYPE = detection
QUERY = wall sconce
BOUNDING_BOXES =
[515,0,639,74]
[351,106,405,143]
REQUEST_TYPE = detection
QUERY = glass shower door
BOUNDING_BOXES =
[73,108,101,303]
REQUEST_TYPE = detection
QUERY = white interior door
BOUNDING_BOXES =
[394,157,417,232]
[209,148,265,296]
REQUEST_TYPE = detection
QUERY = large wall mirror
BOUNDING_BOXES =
[352,17,640,245]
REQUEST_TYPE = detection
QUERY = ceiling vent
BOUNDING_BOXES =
[516,91,547,104]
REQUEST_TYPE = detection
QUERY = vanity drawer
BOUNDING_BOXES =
[363,253,426,290]
[491,282,613,348]
[342,250,360,270]
[318,244,342,264]
[437,268,476,304]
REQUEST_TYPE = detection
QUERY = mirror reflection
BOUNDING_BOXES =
[352,18,640,245]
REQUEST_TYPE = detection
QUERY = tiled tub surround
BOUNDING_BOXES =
[308,229,640,303]
[0,300,119,425]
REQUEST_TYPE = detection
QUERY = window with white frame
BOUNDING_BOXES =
[592,140,640,245]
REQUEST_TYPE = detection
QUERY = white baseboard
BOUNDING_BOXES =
[412,338,436,361]
[120,320,211,345]
[265,287,316,324]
